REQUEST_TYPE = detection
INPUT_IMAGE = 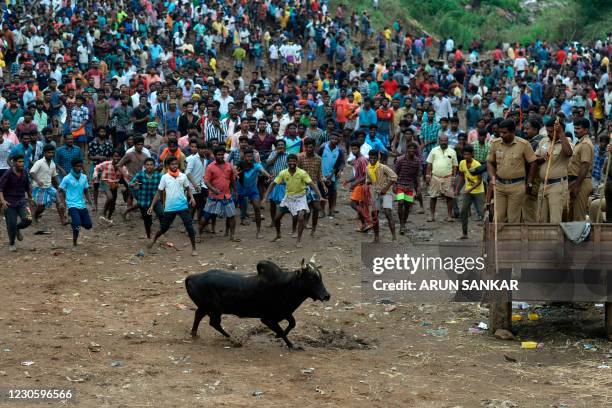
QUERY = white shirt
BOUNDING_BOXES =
[30,158,57,188]
[514,57,528,71]
[0,139,14,170]
[185,153,207,191]
[215,94,234,116]
[158,172,190,212]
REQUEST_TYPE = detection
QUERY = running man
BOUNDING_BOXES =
[0,154,33,251]
[58,158,94,249]
[93,150,122,223]
[29,144,66,226]
[147,156,197,256]
[236,148,272,238]
[366,150,398,242]
[129,158,163,239]
[264,153,323,247]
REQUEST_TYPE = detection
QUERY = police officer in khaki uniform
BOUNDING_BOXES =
[522,118,545,222]
[567,118,595,221]
[487,119,537,223]
[534,120,573,223]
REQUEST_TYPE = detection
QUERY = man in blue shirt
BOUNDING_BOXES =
[55,135,83,180]
[236,149,272,238]
[358,98,377,130]
[10,132,34,171]
[59,158,93,249]
[365,126,389,155]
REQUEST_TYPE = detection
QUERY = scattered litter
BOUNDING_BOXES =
[597,364,610,369]
[511,314,522,321]
[418,321,432,327]
[594,303,604,308]
[481,399,518,408]
[527,313,539,321]
[477,322,488,330]
[384,305,396,312]
[494,329,517,341]
[468,327,484,334]
[583,343,597,351]
[521,341,543,349]
[175,303,187,310]
[301,368,315,374]
[66,377,86,383]
[315,386,326,395]
[251,390,264,397]
[62,308,72,315]
[174,280,183,284]
[135,250,145,257]
[110,360,123,367]
[0,371,6,376]
[426,327,448,337]
[88,342,101,352]
[503,354,518,363]
[512,302,530,310]
[2,348,10,352]
[20,361,34,366]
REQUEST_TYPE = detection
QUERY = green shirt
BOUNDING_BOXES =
[274,168,312,196]
[471,141,490,164]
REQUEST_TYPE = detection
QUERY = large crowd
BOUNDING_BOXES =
[0,0,611,253]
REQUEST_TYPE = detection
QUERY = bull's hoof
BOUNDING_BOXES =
[191,332,199,338]
[230,338,243,348]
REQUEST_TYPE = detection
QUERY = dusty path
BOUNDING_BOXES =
[1,189,612,407]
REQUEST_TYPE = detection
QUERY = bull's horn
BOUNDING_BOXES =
[309,253,317,264]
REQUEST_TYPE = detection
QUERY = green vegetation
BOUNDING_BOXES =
[333,0,612,47]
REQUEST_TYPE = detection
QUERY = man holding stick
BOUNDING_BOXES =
[535,120,573,223]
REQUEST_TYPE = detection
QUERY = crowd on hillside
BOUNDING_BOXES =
[0,0,611,252]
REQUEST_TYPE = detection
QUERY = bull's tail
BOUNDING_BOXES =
[185,275,198,305]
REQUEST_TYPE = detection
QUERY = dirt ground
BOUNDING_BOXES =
[1,186,612,408]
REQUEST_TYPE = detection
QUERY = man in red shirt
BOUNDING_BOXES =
[556,48,567,66]
[333,88,349,129]
[382,74,398,97]
[200,147,239,242]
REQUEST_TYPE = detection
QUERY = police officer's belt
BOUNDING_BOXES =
[567,175,592,182]
[546,176,567,184]
[497,177,525,185]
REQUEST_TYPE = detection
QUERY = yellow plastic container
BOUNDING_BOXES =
[521,341,538,349]
[528,313,539,321]
[512,314,522,321]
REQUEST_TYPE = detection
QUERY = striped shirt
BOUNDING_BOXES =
[205,122,226,143]
[266,151,288,177]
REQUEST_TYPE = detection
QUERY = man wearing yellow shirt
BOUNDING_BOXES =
[264,154,323,247]
[457,145,484,239]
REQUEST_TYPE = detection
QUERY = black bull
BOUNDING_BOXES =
[185,258,331,348]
